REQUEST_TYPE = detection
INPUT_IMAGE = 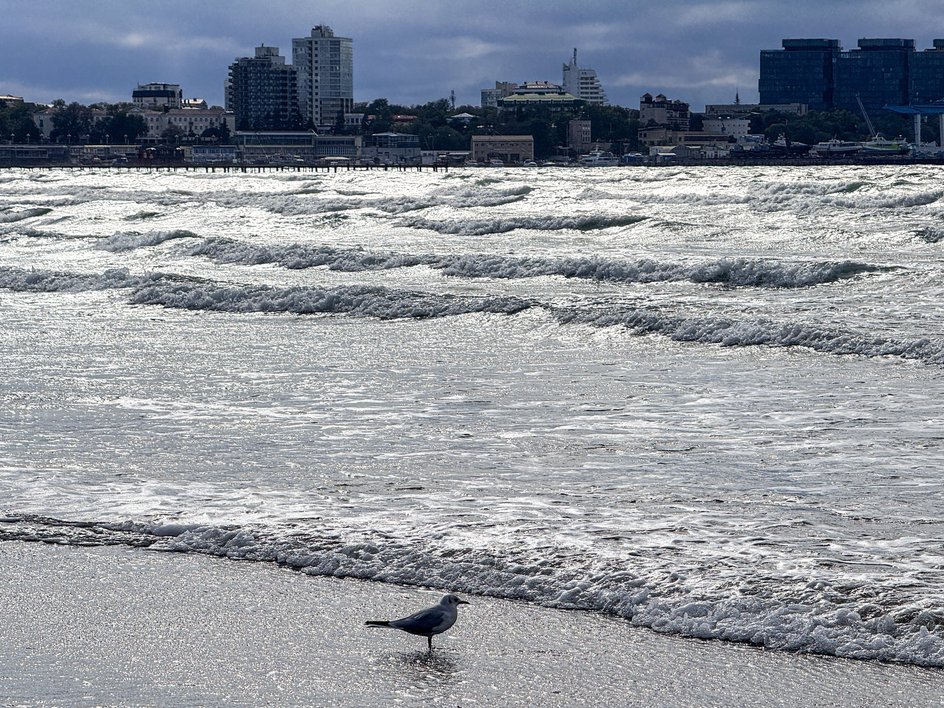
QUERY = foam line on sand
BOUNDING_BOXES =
[0,541,940,707]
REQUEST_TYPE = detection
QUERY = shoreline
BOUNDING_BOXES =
[1,541,941,707]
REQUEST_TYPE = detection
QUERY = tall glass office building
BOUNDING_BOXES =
[834,39,913,113]
[910,40,944,105]
[759,39,840,111]
[761,38,944,113]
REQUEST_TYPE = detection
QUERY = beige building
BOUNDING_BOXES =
[702,117,751,137]
[638,126,731,149]
[640,93,690,130]
[470,135,534,163]
[568,119,592,153]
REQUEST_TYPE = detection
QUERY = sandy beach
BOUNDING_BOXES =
[0,541,941,707]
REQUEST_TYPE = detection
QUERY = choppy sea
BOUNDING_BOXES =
[1,165,942,667]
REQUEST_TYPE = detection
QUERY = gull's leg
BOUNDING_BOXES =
[427,636,433,651]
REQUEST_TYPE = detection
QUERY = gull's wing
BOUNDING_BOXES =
[389,606,449,632]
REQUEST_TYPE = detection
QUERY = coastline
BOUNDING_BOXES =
[1,541,941,707]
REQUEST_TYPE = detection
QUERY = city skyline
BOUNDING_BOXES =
[2,0,944,110]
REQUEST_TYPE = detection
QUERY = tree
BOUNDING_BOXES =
[50,102,93,143]
[89,108,147,144]
[0,100,41,142]
[160,124,186,145]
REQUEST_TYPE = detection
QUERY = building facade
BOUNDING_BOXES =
[568,119,592,153]
[136,108,236,142]
[702,117,751,137]
[497,82,583,116]
[562,49,608,105]
[132,83,183,110]
[759,39,840,111]
[362,132,421,164]
[481,82,518,109]
[760,37,944,113]
[470,135,534,163]
[226,45,301,131]
[292,25,354,130]
[639,93,690,130]
[834,38,913,113]
[705,102,808,116]
[910,40,944,104]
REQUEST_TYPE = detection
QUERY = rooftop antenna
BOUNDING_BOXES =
[450,90,456,109]
[735,88,740,105]
[573,48,578,66]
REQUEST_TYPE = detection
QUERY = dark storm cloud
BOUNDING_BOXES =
[2,0,943,109]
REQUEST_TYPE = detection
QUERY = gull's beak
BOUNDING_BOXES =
[458,599,471,605]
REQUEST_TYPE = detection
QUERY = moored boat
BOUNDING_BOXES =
[811,139,862,156]
[579,150,619,166]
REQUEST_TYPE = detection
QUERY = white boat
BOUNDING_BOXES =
[579,150,619,166]
[855,95,910,155]
[811,139,862,156]
[860,135,911,155]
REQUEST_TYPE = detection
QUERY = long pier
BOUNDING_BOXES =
[0,162,450,173]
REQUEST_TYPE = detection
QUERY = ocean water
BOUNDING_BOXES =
[1,165,943,667]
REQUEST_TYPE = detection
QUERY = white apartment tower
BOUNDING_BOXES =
[292,25,353,129]
[562,49,608,105]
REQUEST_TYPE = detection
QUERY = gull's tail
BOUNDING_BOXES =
[365,620,392,627]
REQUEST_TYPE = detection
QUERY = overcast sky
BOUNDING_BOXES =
[3,0,944,111]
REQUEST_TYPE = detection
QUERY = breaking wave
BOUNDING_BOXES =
[186,238,888,288]
[1,266,938,364]
[398,213,647,235]
[0,207,53,222]
[557,306,944,365]
[129,281,532,319]
[124,210,163,221]
[97,229,199,252]
[2,514,942,668]
[914,227,944,244]
[0,266,170,292]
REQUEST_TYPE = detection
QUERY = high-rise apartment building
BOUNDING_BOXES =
[226,45,301,131]
[292,25,354,129]
[562,49,608,105]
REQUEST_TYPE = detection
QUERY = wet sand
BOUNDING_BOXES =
[0,541,940,706]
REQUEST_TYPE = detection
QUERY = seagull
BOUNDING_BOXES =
[366,593,471,650]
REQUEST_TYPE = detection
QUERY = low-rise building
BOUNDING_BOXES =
[498,82,583,116]
[640,93,690,130]
[481,81,519,109]
[191,145,239,163]
[136,107,235,142]
[470,135,534,163]
[232,131,360,162]
[568,119,592,154]
[362,132,421,164]
[133,83,183,110]
[638,126,731,149]
[343,113,366,131]
[31,106,109,140]
[705,102,807,116]
[702,117,751,137]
